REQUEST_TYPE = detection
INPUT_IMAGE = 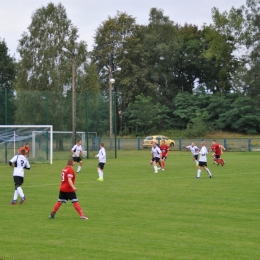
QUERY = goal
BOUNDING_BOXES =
[0,125,53,164]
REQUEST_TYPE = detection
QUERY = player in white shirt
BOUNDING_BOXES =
[71,139,86,173]
[150,141,162,173]
[183,142,199,166]
[95,143,106,181]
[197,141,213,178]
[9,149,31,204]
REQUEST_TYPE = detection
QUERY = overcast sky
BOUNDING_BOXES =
[0,0,246,59]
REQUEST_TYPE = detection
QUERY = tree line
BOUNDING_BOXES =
[1,1,260,136]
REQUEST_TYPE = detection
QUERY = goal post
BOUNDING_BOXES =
[0,125,53,164]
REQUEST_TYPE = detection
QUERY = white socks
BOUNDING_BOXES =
[98,169,103,179]
[197,168,212,178]
[206,168,212,177]
[154,165,158,172]
[13,190,18,200]
[17,187,24,198]
[77,166,81,172]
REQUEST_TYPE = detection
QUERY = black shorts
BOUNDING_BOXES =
[194,155,198,160]
[214,155,220,159]
[13,176,24,186]
[58,191,78,203]
[72,157,82,163]
[199,161,207,167]
[162,156,167,161]
[98,162,105,169]
[152,157,160,163]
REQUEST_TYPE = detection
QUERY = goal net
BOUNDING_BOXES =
[0,125,53,164]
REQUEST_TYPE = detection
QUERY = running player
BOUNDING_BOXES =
[9,149,30,204]
[71,139,86,173]
[183,142,199,167]
[159,140,169,170]
[150,141,162,173]
[18,143,30,157]
[210,140,225,166]
[197,141,213,178]
[95,142,106,181]
[49,159,88,220]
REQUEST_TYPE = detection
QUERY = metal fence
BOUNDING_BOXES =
[68,137,260,153]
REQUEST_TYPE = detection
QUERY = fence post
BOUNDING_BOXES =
[224,138,227,150]
[118,138,120,150]
[85,92,89,159]
[5,87,7,163]
[179,138,182,151]
[157,137,161,147]
[248,139,251,151]
[92,136,95,151]
[138,138,140,150]
[98,137,101,149]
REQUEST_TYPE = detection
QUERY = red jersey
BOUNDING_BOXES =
[60,166,76,192]
[18,146,30,155]
[211,144,221,156]
[160,144,169,157]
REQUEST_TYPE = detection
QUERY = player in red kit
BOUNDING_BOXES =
[159,140,169,170]
[49,159,88,220]
[18,143,30,157]
[210,140,225,166]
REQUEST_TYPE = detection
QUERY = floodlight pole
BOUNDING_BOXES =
[63,47,77,145]
[108,66,113,145]
[72,54,76,145]
[107,66,121,149]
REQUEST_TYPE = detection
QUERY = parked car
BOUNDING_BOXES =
[143,135,175,148]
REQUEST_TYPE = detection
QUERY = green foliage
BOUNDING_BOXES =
[184,114,208,137]
[127,94,169,136]
[217,96,260,134]
[0,39,16,124]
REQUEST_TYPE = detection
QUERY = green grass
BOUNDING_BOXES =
[0,151,260,260]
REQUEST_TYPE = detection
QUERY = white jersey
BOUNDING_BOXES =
[151,146,161,158]
[186,145,199,155]
[9,154,30,177]
[96,147,106,163]
[198,146,208,162]
[71,144,82,157]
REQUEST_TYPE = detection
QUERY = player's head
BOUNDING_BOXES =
[20,149,26,155]
[25,143,29,147]
[151,141,157,147]
[161,140,165,144]
[212,140,216,144]
[77,139,82,145]
[67,159,74,166]
[100,142,104,147]
[191,142,195,146]
[201,141,205,146]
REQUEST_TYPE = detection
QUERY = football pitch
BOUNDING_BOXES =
[0,150,259,260]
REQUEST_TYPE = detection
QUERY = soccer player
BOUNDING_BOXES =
[150,141,162,173]
[9,149,30,204]
[210,140,225,166]
[18,143,30,157]
[159,140,169,170]
[197,141,213,178]
[49,159,88,220]
[71,139,86,173]
[95,142,106,181]
[183,142,199,166]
